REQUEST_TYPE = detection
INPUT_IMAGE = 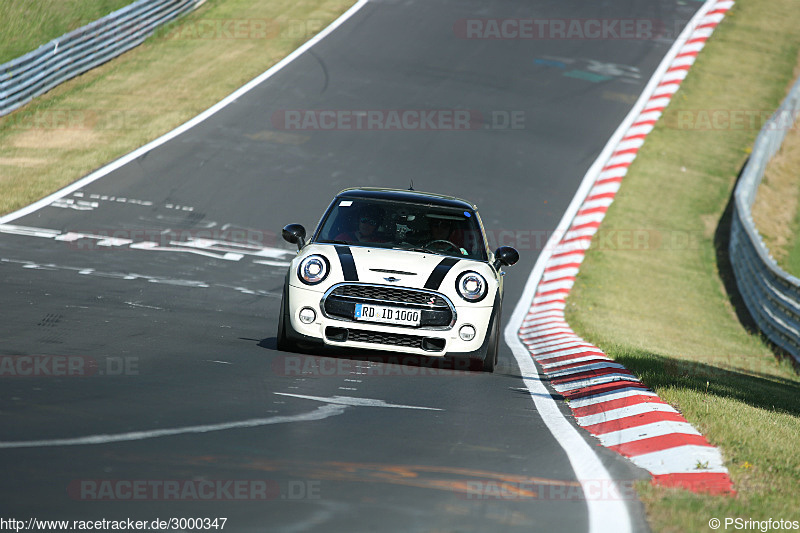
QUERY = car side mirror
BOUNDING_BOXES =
[493,246,519,269]
[282,223,306,251]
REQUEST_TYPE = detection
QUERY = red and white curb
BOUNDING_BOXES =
[517,0,736,495]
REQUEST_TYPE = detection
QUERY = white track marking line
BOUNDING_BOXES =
[505,337,633,533]
[1,223,293,262]
[0,404,347,449]
[0,257,278,297]
[274,393,443,411]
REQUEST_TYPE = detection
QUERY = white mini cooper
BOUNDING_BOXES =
[276,188,518,372]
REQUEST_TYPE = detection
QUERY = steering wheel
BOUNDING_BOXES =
[424,239,461,254]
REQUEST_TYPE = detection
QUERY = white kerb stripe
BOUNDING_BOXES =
[535,347,602,360]
[567,389,659,409]
[575,402,678,426]
[552,374,639,392]
[630,446,727,475]
[596,421,701,447]
[541,356,611,369]
[548,361,627,378]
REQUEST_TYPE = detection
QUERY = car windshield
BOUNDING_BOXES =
[314,197,488,261]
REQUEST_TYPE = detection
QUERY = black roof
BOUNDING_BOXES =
[336,188,477,211]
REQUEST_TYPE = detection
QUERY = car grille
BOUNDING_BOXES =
[330,284,449,306]
[322,283,454,329]
[325,327,446,352]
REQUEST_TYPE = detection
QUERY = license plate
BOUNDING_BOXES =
[354,303,421,326]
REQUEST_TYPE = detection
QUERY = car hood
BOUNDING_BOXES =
[347,246,459,288]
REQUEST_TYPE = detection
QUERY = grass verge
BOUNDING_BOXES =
[565,0,800,531]
[0,1,136,63]
[751,122,800,276]
[0,0,355,216]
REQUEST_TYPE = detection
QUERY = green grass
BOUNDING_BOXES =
[785,207,800,276]
[0,0,136,63]
[750,125,800,276]
[0,0,355,216]
[565,0,800,530]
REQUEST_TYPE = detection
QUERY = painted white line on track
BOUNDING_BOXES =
[0,223,293,263]
[0,404,347,449]
[504,330,632,533]
[0,257,278,297]
[274,393,443,411]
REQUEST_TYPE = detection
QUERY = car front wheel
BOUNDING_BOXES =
[276,278,298,353]
[481,306,500,373]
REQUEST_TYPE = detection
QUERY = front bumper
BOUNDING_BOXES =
[286,283,493,356]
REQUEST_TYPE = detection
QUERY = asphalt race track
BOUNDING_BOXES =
[0,0,704,531]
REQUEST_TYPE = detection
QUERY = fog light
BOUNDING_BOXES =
[299,307,316,324]
[459,325,476,341]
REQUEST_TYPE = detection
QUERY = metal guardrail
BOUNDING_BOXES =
[730,75,800,362]
[0,0,203,117]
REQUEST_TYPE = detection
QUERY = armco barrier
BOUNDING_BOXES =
[730,75,800,363]
[0,0,203,117]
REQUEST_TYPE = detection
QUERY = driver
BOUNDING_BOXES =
[428,217,454,242]
[335,205,386,243]
[420,215,465,253]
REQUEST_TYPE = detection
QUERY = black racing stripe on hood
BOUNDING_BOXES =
[334,246,359,281]
[424,257,460,290]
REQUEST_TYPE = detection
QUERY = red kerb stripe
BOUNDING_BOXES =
[571,394,666,417]
[582,410,687,435]
[651,473,735,495]
[608,433,712,456]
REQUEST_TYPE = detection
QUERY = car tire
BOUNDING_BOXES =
[276,277,298,353]
[481,306,500,373]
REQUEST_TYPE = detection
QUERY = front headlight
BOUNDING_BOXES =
[298,255,330,285]
[456,271,488,302]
